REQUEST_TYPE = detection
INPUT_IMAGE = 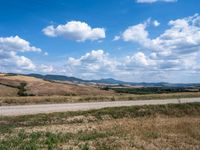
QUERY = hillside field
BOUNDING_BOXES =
[0,74,112,97]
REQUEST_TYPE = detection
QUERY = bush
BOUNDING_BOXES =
[101,86,109,91]
[17,82,28,96]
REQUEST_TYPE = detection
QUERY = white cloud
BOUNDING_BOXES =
[39,64,54,72]
[63,49,171,82]
[65,49,159,80]
[66,50,119,78]
[0,50,36,71]
[0,36,42,72]
[125,52,156,67]
[15,55,36,70]
[153,20,160,27]
[151,14,200,56]
[113,36,120,41]
[121,18,159,44]
[43,21,105,42]
[120,14,200,72]
[122,14,200,55]
[122,23,149,44]
[0,36,41,52]
[64,14,200,82]
[136,0,177,3]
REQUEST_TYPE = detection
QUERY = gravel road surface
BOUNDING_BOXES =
[1,98,200,116]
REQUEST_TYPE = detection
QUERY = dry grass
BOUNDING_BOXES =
[1,117,199,149]
[0,74,42,82]
[1,92,200,106]
[0,103,200,150]
[0,74,112,97]
[0,85,18,97]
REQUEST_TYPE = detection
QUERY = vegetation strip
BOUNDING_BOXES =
[1,102,200,130]
[1,92,200,106]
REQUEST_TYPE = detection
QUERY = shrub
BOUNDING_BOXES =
[17,82,28,96]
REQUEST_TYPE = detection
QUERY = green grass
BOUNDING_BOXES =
[0,124,15,134]
[0,129,113,150]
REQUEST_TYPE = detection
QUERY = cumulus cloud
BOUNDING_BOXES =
[64,49,169,82]
[119,14,200,71]
[0,36,42,72]
[0,51,36,71]
[43,21,105,42]
[66,14,200,82]
[151,14,200,57]
[121,18,159,45]
[66,50,119,78]
[0,36,41,52]
[136,0,177,3]
[67,50,117,70]
[125,52,156,67]
[122,23,149,44]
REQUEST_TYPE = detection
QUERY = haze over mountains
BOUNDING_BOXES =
[1,72,200,88]
[25,73,200,88]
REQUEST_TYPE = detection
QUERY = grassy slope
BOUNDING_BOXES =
[0,74,112,97]
[0,85,18,97]
[1,103,200,149]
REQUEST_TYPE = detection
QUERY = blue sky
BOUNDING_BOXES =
[0,0,200,83]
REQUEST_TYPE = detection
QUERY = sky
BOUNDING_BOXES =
[0,0,200,83]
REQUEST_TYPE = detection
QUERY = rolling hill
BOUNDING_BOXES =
[0,73,112,96]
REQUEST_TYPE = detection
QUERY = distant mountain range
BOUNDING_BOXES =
[26,73,200,88]
[28,74,85,82]
[28,74,123,84]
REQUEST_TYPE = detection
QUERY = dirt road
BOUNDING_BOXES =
[1,98,200,116]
